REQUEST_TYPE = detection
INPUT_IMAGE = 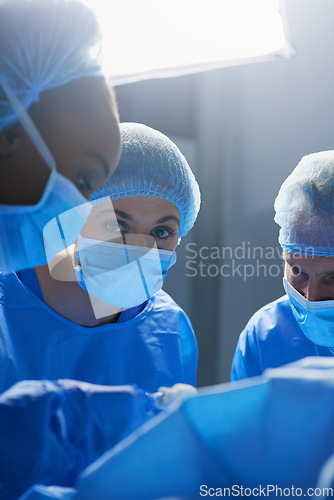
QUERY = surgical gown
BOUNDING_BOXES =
[0,379,153,500]
[0,270,198,393]
[231,294,334,381]
[22,357,334,500]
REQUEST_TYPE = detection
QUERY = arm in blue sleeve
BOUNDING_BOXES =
[75,358,334,500]
[179,311,198,386]
[19,485,75,500]
[0,379,153,500]
[231,341,252,381]
[231,323,263,382]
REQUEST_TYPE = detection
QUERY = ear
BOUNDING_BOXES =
[0,124,21,155]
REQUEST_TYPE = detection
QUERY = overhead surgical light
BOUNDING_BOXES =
[83,0,293,85]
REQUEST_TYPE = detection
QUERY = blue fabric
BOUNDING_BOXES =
[317,452,334,495]
[72,357,334,499]
[91,123,201,237]
[20,485,75,500]
[0,379,153,500]
[0,271,198,393]
[231,295,334,381]
[17,268,43,298]
[17,267,145,321]
[0,0,103,131]
[117,302,146,322]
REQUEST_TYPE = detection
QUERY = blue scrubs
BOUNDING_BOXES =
[41,357,334,500]
[231,294,334,381]
[0,379,153,500]
[0,270,198,393]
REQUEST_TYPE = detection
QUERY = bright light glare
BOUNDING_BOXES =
[84,0,292,84]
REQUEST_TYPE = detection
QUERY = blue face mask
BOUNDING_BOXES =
[283,277,334,347]
[0,81,87,275]
[75,235,177,309]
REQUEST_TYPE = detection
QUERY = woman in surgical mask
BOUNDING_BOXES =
[0,122,201,394]
[0,0,121,274]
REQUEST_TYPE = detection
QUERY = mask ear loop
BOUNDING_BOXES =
[0,80,56,171]
[72,233,86,288]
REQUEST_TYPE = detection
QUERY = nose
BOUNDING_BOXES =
[123,233,156,249]
[303,281,334,301]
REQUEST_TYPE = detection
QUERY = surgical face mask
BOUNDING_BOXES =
[75,235,177,308]
[283,277,334,347]
[0,81,87,275]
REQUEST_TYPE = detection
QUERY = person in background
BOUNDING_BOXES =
[0,0,121,274]
[0,122,201,394]
[232,150,334,381]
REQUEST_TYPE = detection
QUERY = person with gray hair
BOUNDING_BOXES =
[232,150,334,381]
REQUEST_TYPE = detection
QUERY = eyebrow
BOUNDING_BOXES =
[114,209,132,221]
[114,211,180,226]
[89,152,110,178]
[155,215,180,226]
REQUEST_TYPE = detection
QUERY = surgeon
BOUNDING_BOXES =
[0,122,201,394]
[232,150,334,381]
[0,0,121,274]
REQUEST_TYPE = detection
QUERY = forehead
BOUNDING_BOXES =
[81,195,180,233]
[37,97,121,181]
[112,196,180,219]
[286,211,334,255]
[30,78,121,158]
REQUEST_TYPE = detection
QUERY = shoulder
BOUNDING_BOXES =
[244,295,295,337]
[235,293,309,369]
[232,295,298,380]
[149,290,194,332]
[151,293,197,377]
[150,290,185,314]
[235,294,300,357]
[251,294,292,318]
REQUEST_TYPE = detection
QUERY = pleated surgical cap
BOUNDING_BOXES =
[0,0,103,131]
[274,150,334,256]
[91,122,201,237]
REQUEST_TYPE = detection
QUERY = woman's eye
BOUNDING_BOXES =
[152,227,172,239]
[77,174,91,191]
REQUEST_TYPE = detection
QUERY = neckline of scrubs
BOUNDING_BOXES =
[13,271,153,333]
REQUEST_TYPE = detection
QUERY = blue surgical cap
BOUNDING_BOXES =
[274,150,334,256]
[91,122,201,237]
[0,0,103,131]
